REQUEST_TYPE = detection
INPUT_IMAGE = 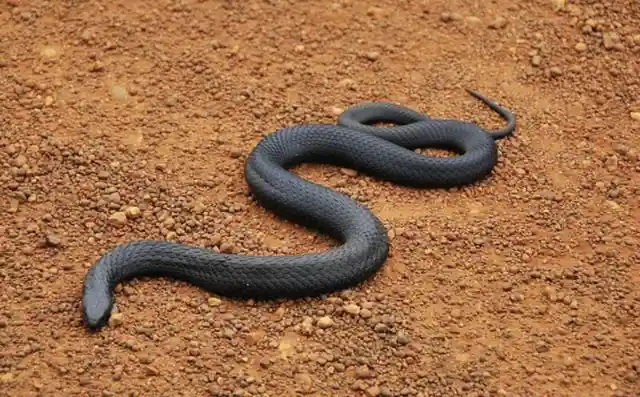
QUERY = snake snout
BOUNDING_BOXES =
[82,291,113,329]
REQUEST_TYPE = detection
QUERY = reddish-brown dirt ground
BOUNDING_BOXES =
[1,0,639,396]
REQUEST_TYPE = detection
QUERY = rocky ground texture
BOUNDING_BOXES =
[1,0,639,396]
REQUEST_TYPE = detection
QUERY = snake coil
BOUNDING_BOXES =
[81,89,516,330]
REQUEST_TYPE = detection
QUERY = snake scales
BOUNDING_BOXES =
[81,89,516,330]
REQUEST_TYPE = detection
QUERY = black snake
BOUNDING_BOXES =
[81,89,516,330]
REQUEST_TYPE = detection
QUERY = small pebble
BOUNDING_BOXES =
[602,33,618,50]
[396,332,410,345]
[317,316,334,329]
[465,16,482,25]
[575,42,587,52]
[1,373,15,383]
[44,233,62,247]
[374,323,389,333]
[125,206,141,219]
[108,313,124,327]
[440,12,462,23]
[208,297,222,307]
[14,154,27,167]
[109,212,128,225]
[365,52,379,61]
[165,96,177,107]
[531,55,542,67]
[40,47,58,59]
[110,85,129,102]
[344,304,361,315]
[355,366,374,379]
[219,242,234,253]
[340,168,358,177]
[550,66,563,77]
[366,386,381,396]
[488,17,508,29]
[551,0,565,12]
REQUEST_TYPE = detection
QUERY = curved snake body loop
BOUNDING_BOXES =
[82,89,516,330]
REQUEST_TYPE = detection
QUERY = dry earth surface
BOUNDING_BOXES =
[1,0,639,396]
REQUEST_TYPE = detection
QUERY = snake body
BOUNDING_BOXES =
[82,89,515,329]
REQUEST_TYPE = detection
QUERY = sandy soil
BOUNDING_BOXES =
[1,0,639,396]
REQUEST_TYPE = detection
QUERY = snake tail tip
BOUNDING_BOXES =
[465,88,489,102]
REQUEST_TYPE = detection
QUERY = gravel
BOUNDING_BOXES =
[0,0,638,397]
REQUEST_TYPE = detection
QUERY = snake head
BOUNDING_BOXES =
[82,286,114,330]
